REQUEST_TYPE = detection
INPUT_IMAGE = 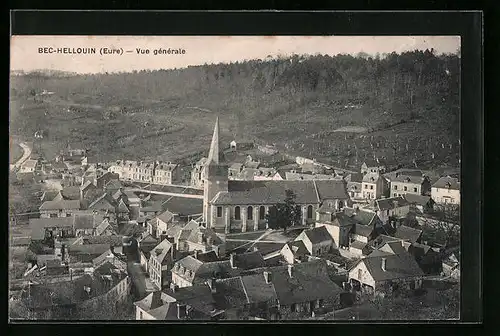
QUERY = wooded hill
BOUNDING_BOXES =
[9,50,460,171]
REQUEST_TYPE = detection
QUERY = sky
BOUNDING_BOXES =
[10,35,460,74]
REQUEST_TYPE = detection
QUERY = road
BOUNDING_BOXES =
[11,142,32,171]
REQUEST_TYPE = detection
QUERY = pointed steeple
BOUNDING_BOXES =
[207,117,224,164]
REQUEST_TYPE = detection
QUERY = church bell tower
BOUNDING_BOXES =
[203,117,228,227]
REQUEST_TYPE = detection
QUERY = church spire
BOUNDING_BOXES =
[207,116,223,164]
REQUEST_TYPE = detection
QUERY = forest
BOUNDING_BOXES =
[9,49,460,171]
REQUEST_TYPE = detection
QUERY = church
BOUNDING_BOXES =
[202,117,352,234]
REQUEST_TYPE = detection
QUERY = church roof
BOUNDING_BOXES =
[210,180,349,205]
[206,117,225,165]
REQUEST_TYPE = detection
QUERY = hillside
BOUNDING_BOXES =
[9,50,460,170]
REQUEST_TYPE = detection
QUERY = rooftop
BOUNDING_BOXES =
[39,200,81,211]
[375,197,410,211]
[432,176,460,190]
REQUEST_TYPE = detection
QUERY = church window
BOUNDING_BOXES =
[247,206,253,220]
[234,206,241,220]
[259,206,266,220]
[307,205,313,219]
[217,206,223,218]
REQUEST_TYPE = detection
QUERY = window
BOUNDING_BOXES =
[259,206,266,220]
[364,184,368,189]
[291,303,297,312]
[404,186,408,191]
[247,206,253,220]
[338,201,344,210]
[307,205,313,219]
[414,187,418,193]
[217,206,223,217]
[140,311,143,319]
[394,185,398,190]
[370,185,373,190]
[234,206,241,220]
[394,193,397,197]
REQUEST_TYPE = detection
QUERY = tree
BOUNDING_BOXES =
[420,204,460,248]
[265,189,302,233]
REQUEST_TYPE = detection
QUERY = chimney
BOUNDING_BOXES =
[207,279,216,294]
[177,303,187,319]
[198,231,204,244]
[264,271,272,284]
[170,282,177,292]
[171,243,177,260]
[165,236,174,244]
[229,253,237,269]
[288,264,294,278]
[381,258,387,272]
[194,250,199,259]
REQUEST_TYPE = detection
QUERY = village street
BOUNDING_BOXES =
[11,142,31,171]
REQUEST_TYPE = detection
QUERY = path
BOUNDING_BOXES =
[11,142,31,171]
[126,188,204,199]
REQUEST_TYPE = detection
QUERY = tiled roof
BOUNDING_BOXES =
[29,217,75,233]
[344,208,378,226]
[39,200,81,211]
[352,224,374,238]
[40,191,59,202]
[83,234,122,247]
[134,291,173,312]
[285,172,337,181]
[73,213,98,229]
[362,159,386,167]
[61,186,81,200]
[375,197,409,211]
[67,244,111,256]
[355,252,424,282]
[186,226,224,246]
[331,212,359,227]
[403,194,433,206]
[282,240,308,256]
[391,173,426,184]
[232,251,265,270]
[432,176,460,190]
[94,219,113,236]
[362,172,381,183]
[270,260,343,306]
[117,199,129,213]
[150,239,174,264]
[88,193,116,210]
[212,180,348,205]
[394,225,423,243]
[378,241,408,255]
[157,210,174,224]
[345,172,363,183]
[303,226,332,244]
[350,240,367,250]
[146,302,178,320]
[161,197,203,216]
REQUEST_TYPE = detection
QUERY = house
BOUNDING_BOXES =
[39,200,82,218]
[80,181,97,200]
[348,224,377,256]
[134,291,180,320]
[104,180,123,194]
[95,172,120,190]
[211,260,343,320]
[393,225,423,244]
[373,197,411,225]
[66,243,113,264]
[431,176,460,205]
[170,251,266,288]
[230,140,254,151]
[148,239,177,290]
[138,234,159,272]
[140,201,163,218]
[154,161,181,185]
[403,194,435,214]
[361,160,386,175]
[116,199,130,223]
[161,197,204,225]
[73,213,105,237]
[94,218,114,236]
[344,207,384,229]
[344,173,363,199]
[253,168,279,181]
[280,240,309,264]
[88,193,117,222]
[21,263,129,319]
[228,163,244,178]
[315,210,355,250]
[361,173,388,200]
[442,251,460,279]
[177,223,226,258]
[294,226,333,256]
[348,250,424,295]
[190,157,207,189]
[403,242,442,275]
[20,159,39,173]
[387,171,431,197]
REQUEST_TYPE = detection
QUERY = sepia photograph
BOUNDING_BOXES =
[9,34,461,321]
